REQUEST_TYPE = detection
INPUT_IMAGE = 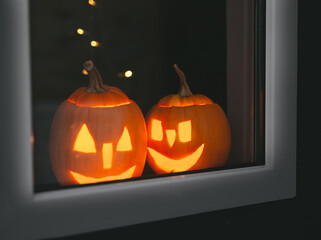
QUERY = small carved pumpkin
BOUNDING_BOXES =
[146,64,231,174]
[49,61,147,185]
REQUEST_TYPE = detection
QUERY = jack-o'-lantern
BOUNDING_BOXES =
[49,60,147,185]
[146,64,231,174]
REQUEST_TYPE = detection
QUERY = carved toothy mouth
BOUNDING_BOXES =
[69,165,136,184]
[147,144,204,173]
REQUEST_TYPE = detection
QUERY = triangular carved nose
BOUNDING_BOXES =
[166,129,176,147]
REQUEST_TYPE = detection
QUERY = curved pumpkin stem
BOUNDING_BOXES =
[84,60,109,93]
[173,64,193,97]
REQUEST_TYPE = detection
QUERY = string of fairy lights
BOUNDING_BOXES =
[76,0,133,79]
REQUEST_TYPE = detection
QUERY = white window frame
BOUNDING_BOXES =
[0,0,297,239]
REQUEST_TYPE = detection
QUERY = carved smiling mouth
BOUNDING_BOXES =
[69,166,136,184]
[147,144,204,173]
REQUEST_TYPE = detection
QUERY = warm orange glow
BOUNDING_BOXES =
[124,70,133,78]
[116,127,132,151]
[166,129,176,147]
[70,166,136,184]
[158,103,212,107]
[77,28,85,35]
[68,99,131,108]
[148,144,204,173]
[91,40,100,47]
[151,119,163,141]
[178,120,192,142]
[102,143,113,169]
[73,124,96,153]
[157,94,215,108]
[88,0,96,6]
[82,69,88,75]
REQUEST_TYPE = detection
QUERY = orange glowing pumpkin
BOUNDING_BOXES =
[49,60,147,185]
[146,64,231,174]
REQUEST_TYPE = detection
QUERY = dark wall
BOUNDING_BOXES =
[54,0,321,239]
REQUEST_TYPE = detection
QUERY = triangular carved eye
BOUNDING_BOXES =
[73,124,96,153]
[116,127,132,151]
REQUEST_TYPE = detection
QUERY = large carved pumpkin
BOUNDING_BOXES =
[49,60,147,185]
[146,64,231,174]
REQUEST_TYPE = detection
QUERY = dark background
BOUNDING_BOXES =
[30,0,227,112]
[46,0,320,239]
[31,0,233,190]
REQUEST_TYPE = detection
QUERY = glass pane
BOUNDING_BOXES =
[30,0,263,191]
